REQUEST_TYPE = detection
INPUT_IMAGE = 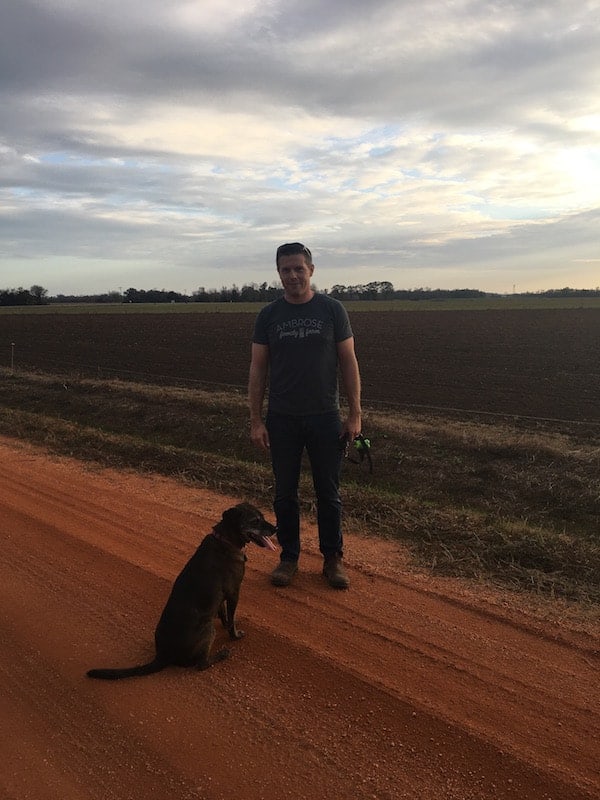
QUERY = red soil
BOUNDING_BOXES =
[1,435,598,800]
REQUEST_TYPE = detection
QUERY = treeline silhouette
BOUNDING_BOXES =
[1,282,600,306]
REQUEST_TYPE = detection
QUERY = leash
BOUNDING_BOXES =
[343,434,373,474]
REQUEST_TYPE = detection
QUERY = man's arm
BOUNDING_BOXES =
[248,342,270,451]
[337,336,362,440]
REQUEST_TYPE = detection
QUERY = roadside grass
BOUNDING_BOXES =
[1,367,598,605]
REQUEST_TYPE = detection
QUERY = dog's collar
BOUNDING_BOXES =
[211,528,244,552]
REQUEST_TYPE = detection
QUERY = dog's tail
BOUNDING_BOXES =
[86,658,166,680]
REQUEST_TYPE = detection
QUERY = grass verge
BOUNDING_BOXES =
[1,368,599,604]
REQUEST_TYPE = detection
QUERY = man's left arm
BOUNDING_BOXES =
[337,336,362,440]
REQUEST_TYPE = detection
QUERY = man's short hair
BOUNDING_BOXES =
[276,242,313,267]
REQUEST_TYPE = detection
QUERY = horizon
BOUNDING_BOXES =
[3,282,600,302]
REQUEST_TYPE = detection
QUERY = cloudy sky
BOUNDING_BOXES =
[1,0,599,296]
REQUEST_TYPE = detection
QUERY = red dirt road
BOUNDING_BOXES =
[1,436,598,800]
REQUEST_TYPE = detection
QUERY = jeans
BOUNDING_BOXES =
[266,410,344,562]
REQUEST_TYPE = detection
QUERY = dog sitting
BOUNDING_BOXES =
[87,503,277,680]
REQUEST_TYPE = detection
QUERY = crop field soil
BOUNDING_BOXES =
[2,306,600,422]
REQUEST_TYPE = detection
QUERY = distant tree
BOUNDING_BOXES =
[119,287,186,303]
[0,287,34,306]
[123,287,140,303]
[104,291,123,303]
[29,285,49,305]
[240,283,261,302]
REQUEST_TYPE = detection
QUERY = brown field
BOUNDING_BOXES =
[2,307,600,422]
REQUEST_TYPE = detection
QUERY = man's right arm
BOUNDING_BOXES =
[248,342,270,451]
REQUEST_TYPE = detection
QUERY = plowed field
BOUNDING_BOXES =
[1,436,598,800]
[2,307,599,421]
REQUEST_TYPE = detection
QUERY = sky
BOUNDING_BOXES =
[1,0,599,297]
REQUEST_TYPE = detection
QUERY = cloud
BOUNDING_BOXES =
[0,0,598,295]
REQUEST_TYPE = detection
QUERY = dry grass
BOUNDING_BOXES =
[1,368,598,605]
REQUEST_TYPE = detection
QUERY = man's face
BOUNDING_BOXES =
[277,254,315,302]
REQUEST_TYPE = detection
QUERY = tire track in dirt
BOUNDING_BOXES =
[0,436,598,800]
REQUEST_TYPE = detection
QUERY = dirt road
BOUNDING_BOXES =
[1,436,598,800]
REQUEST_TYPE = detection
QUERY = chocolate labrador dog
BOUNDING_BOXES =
[87,503,277,680]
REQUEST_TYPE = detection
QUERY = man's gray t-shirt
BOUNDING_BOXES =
[252,293,353,416]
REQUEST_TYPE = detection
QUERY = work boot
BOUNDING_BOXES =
[270,560,298,587]
[322,555,350,589]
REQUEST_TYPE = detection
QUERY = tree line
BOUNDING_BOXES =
[2,282,600,306]
[0,286,49,306]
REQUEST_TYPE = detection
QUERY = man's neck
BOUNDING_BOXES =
[284,289,315,304]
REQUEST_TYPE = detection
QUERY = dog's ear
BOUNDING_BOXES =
[220,506,242,528]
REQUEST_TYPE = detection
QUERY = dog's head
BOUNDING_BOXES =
[215,503,277,551]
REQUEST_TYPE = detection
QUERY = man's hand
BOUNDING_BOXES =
[250,420,270,452]
[341,413,362,444]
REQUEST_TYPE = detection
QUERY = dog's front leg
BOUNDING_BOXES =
[223,597,244,640]
[218,599,228,629]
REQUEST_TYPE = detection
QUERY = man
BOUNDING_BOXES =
[248,242,362,589]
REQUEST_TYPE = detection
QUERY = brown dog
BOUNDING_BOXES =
[87,503,276,680]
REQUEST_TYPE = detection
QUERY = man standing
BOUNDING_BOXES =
[249,243,362,589]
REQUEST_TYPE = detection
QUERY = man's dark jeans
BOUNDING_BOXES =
[266,410,344,563]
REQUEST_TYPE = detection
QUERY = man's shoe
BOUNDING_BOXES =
[323,556,350,589]
[270,560,298,587]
